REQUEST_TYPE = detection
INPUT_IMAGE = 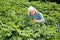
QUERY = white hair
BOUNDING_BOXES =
[28,6,38,13]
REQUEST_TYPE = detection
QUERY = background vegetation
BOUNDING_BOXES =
[0,0,60,40]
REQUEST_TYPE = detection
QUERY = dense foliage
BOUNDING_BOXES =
[0,0,60,40]
[29,0,60,3]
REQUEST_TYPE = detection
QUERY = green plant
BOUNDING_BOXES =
[0,0,60,40]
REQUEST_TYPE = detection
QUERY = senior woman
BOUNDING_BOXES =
[28,6,45,23]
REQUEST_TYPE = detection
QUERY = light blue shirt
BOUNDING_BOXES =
[28,12,45,23]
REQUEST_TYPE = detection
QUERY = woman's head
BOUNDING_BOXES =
[28,6,37,16]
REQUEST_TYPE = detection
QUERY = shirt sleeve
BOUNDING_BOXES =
[38,12,45,23]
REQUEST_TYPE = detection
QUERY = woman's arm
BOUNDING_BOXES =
[38,12,45,23]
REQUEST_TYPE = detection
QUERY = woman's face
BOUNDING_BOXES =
[29,9,36,16]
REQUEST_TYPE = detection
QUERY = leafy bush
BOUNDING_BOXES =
[0,0,60,40]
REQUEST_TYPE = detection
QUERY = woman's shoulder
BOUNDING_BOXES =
[36,12,42,15]
[37,12,42,14]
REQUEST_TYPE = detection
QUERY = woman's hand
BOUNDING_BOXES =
[32,19,39,23]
